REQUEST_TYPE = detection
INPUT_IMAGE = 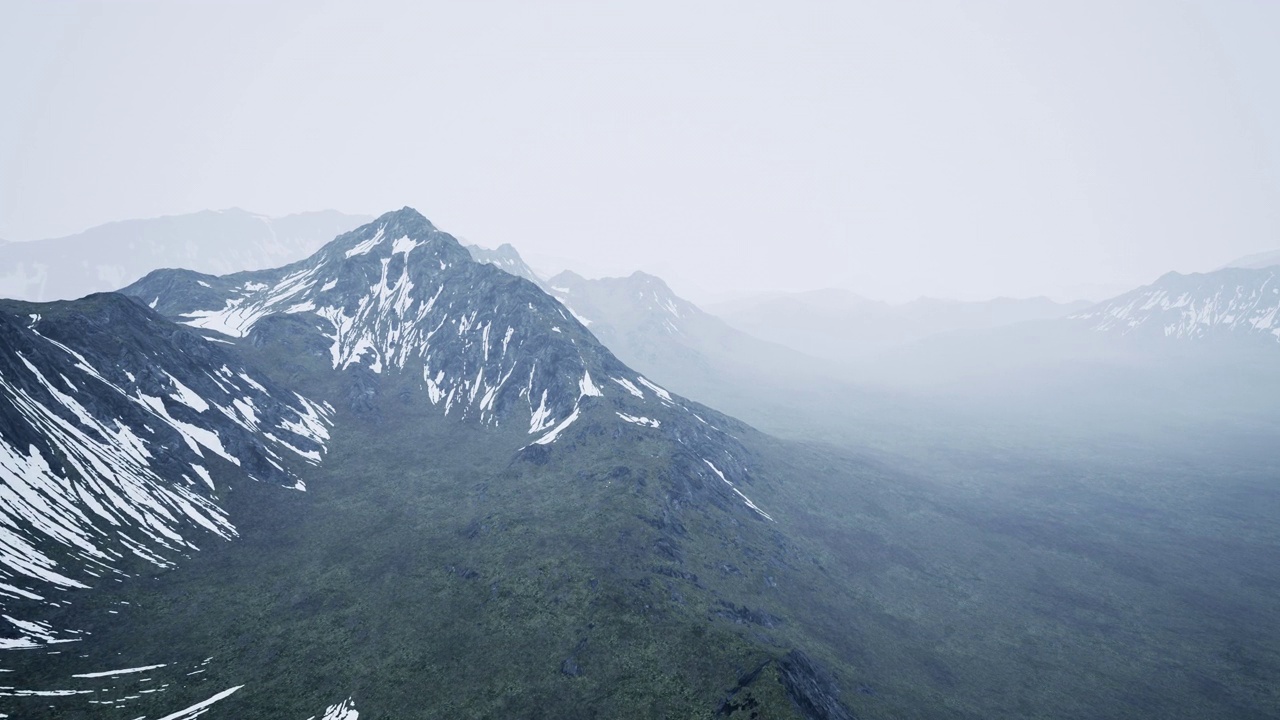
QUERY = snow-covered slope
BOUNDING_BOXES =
[125,208,750,464]
[0,294,332,648]
[0,209,371,302]
[1070,267,1280,343]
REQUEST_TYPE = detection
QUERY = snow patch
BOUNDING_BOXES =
[73,662,168,678]
[703,460,774,522]
[579,370,603,398]
[637,377,672,402]
[344,226,386,258]
[617,412,660,428]
[533,405,581,445]
[312,697,360,720]
[392,235,421,255]
[612,378,644,398]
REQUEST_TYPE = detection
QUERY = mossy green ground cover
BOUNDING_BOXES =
[8,347,1280,719]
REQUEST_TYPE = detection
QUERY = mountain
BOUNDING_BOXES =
[832,265,1280,450]
[5,209,1279,719]
[3,208,863,719]
[136,217,1280,719]
[710,289,1090,362]
[0,209,372,302]
[126,209,686,441]
[843,267,1280,395]
[0,293,331,649]
[466,242,547,288]
[1222,248,1280,270]
[539,269,858,434]
[546,269,701,334]
[1069,267,1280,344]
[528,268,1134,452]
[849,266,1280,396]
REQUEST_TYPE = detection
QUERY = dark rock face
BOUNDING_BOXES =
[714,601,784,629]
[561,656,582,677]
[777,651,855,720]
[717,660,771,717]
[717,652,856,720]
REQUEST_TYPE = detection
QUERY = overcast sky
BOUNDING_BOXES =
[2,1,1277,303]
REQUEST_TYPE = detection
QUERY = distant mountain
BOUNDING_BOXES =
[546,269,702,336]
[465,242,546,288]
[541,269,837,422]
[860,267,1280,392]
[831,265,1280,446]
[710,288,1090,362]
[0,209,372,302]
[1221,248,1280,270]
[1070,267,1280,344]
[458,247,848,441]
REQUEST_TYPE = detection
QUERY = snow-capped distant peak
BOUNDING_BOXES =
[465,242,545,288]
[1072,267,1280,343]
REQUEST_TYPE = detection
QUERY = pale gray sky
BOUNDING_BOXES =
[2,1,1277,303]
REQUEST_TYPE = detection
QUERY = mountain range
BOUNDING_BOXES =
[707,289,1091,363]
[2,209,867,719]
[0,209,371,303]
[1222,248,1280,271]
[451,241,1280,457]
[1072,267,1280,344]
[2,209,1279,719]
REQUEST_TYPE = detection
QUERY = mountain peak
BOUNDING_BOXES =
[374,205,434,228]
[357,206,441,242]
[124,217,699,445]
[466,242,545,288]
[545,269,704,338]
[1072,265,1280,342]
[548,269,587,286]
[628,270,668,286]
[323,207,470,267]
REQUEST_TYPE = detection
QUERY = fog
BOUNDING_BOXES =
[5,6,1280,716]
[3,1,1278,305]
